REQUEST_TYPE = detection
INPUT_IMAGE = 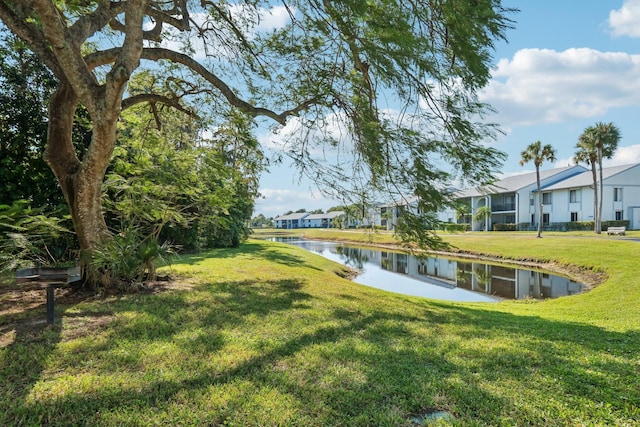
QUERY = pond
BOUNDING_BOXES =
[269,237,584,303]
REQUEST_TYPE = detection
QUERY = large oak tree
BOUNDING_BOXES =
[0,0,513,256]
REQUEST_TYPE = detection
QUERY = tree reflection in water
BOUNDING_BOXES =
[270,237,584,302]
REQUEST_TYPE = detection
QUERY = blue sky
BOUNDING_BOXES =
[254,0,640,217]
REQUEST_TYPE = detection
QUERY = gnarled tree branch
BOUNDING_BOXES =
[85,47,321,125]
[122,93,197,117]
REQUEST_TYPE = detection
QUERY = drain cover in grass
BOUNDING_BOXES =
[410,410,455,425]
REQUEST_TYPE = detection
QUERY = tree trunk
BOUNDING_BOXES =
[597,147,604,234]
[536,167,542,238]
[590,161,599,234]
[44,81,115,253]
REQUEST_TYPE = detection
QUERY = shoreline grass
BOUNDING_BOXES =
[1,232,639,425]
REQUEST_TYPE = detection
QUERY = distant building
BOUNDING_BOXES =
[274,212,309,229]
[301,211,345,228]
[274,211,346,229]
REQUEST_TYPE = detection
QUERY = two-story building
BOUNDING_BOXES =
[300,211,346,228]
[542,163,640,229]
[392,163,640,231]
[449,165,587,231]
[274,211,346,229]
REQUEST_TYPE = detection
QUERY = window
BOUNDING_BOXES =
[614,187,623,202]
[542,192,552,205]
[571,212,578,222]
[615,210,623,221]
[543,213,550,225]
[531,214,535,225]
[530,194,534,206]
[505,195,515,210]
[569,189,579,203]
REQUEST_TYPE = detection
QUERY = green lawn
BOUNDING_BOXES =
[1,231,638,425]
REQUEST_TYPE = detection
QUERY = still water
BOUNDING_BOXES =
[271,237,584,303]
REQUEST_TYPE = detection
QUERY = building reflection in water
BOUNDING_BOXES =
[279,238,583,301]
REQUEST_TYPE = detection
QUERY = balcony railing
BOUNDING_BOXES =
[491,203,516,212]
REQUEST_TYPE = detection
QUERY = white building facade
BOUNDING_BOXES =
[543,163,640,229]
[274,211,346,229]
[300,211,346,228]
[398,163,640,231]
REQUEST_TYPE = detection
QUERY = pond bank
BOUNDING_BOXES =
[254,229,607,292]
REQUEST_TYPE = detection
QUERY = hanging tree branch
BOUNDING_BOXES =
[85,47,322,125]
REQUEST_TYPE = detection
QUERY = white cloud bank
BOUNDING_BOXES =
[552,143,640,170]
[481,48,640,129]
[609,0,640,38]
[145,5,291,59]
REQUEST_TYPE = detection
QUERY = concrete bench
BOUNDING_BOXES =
[606,226,626,236]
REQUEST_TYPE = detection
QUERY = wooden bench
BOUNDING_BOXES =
[606,226,626,236]
[14,266,82,323]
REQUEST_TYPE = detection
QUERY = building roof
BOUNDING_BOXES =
[275,212,309,220]
[380,195,420,208]
[543,163,640,191]
[305,211,345,220]
[455,165,586,198]
[326,210,345,218]
[275,211,346,221]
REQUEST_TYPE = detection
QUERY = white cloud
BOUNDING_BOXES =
[609,0,640,38]
[258,112,354,157]
[608,144,640,164]
[256,5,291,32]
[482,48,640,128]
[145,6,292,60]
[553,145,640,170]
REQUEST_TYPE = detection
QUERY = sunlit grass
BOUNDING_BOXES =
[1,235,639,425]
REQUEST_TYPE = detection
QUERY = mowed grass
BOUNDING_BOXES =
[1,232,639,426]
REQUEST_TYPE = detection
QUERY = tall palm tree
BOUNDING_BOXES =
[593,122,621,233]
[574,132,599,233]
[520,141,556,238]
[575,122,621,234]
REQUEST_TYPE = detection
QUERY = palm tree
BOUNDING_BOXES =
[593,122,621,233]
[473,205,492,231]
[575,123,621,234]
[574,133,599,233]
[520,141,556,238]
[455,203,471,225]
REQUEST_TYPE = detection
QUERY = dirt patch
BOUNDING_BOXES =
[334,265,360,280]
[0,277,196,349]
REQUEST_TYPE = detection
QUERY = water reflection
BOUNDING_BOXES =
[270,237,584,302]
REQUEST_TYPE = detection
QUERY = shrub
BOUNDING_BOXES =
[0,201,76,275]
[493,223,517,231]
[84,229,176,289]
[565,221,593,231]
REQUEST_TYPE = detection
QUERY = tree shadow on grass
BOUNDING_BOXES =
[173,241,322,271]
[0,275,313,424]
[2,280,639,425]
